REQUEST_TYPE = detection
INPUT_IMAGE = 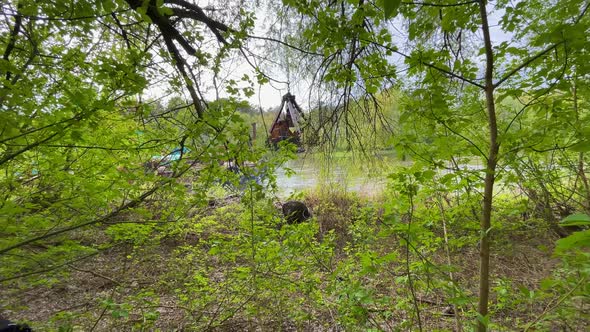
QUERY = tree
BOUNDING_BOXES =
[1,0,588,330]
[277,0,589,329]
[0,0,277,288]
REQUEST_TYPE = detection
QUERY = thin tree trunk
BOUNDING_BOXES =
[573,78,590,211]
[436,195,463,331]
[477,1,499,331]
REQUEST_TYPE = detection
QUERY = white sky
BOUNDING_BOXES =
[146,2,515,112]
[239,4,514,110]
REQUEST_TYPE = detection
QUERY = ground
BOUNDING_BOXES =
[0,193,581,331]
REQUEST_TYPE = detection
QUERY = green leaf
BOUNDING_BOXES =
[448,295,472,305]
[112,309,129,319]
[476,313,490,327]
[570,140,590,152]
[382,0,401,19]
[560,213,590,227]
[102,0,116,12]
[555,230,590,253]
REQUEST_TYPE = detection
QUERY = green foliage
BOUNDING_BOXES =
[1,0,590,331]
[379,0,401,19]
[521,213,590,330]
[555,213,590,255]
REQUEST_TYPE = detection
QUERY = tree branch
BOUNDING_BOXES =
[160,32,204,117]
[167,0,230,32]
[0,186,160,256]
[2,9,132,22]
[0,251,100,283]
[2,7,22,81]
[4,143,172,151]
[365,39,485,89]
[494,42,563,88]
[431,111,488,161]
[496,1,587,88]
[170,8,228,44]
[246,34,323,56]
[402,1,478,7]
[0,122,75,166]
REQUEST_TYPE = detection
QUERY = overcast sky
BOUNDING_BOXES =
[144,3,514,112]
[240,4,514,111]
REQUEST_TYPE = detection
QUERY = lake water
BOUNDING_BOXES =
[274,152,402,198]
[273,153,486,198]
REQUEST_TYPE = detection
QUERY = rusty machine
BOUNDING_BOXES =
[268,93,306,150]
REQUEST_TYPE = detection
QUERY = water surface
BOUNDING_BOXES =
[274,152,402,198]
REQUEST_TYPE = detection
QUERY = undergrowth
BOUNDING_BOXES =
[1,176,588,331]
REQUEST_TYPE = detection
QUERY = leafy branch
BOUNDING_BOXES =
[494,42,564,88]
[2,4,22,81]
[365,40,485,89]
[0,185,160,256]
[524,276,588,331]
[401,1,478,7]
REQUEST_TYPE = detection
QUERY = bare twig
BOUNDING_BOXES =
[524,276,587,331]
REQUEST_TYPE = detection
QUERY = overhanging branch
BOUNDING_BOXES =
[365,39,485,89]
[494,42,563,88]
[0,186,160,256]
[402,1,478,7]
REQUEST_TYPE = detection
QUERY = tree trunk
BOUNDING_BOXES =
[477,1,499,331]
[573,77,590,212]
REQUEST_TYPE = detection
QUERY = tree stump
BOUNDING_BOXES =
[282,200,312,224]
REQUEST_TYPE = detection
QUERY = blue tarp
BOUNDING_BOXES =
[151,147,191,166]
[169,147,190,161]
